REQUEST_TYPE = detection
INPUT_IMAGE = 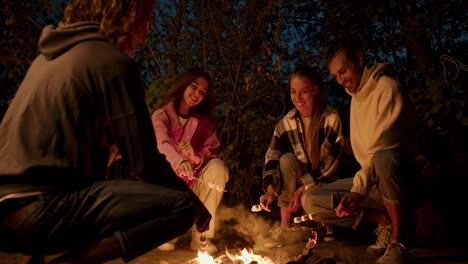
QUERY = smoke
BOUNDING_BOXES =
[214,204,282,252]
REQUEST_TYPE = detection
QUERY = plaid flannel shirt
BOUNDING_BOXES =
[262,107,344,193]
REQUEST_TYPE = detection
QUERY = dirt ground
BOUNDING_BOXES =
[1,205,468,264]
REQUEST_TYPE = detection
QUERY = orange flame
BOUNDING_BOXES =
[189,247,275,264]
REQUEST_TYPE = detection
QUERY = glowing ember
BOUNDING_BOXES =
[194,251,215,263]
[189,248,275,264]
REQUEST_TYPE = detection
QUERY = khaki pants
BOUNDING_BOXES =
[301,148,416,230]
[191,158,229,238]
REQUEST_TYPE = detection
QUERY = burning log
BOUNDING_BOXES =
[286,229,318,264]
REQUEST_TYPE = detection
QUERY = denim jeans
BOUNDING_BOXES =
[0,180,197,261]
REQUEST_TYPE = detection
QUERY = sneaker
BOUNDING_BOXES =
[157,237,178,251]
[323,224,336,242]
[367,224,391,255]
[190,236,218,255]
[376,240,412,264]
[157,242,175,251]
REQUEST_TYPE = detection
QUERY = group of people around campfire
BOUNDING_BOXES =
[0,0,421,264]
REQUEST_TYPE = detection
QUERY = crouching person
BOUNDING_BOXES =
[0,0,211,263]
[302,37,420,264]
[151,67,229,255]
[259,65,344,247]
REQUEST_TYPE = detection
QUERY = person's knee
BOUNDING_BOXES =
[301,190,320,214]
[279,153,300,185]
[204,158,229,183]
[94,180,146,197]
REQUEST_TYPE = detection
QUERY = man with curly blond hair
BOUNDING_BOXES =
[0,0,211,263]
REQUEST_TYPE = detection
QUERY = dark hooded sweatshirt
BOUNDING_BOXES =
[0,22,187,200]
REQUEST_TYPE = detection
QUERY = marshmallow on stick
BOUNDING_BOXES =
[251,204,262,212]
[294,213,314,223]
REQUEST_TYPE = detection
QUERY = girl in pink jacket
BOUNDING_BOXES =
[151,67,229,254]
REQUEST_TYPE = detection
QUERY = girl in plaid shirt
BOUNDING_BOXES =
[259,65,344,245]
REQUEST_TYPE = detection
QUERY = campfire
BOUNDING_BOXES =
[185,205,319,264]
[189,247,275,264]
[188,227,317,264]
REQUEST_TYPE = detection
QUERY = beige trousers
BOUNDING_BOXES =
[191,158,229,238]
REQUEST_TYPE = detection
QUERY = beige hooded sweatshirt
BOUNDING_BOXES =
[348,63,416,195]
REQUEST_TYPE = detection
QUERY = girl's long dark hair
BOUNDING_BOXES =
[156,67,215,119]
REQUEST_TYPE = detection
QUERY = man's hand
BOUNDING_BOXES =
[335,192,364,217]
[176,161,194,180]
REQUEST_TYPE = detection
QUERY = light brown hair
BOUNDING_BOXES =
[63,0,154,53]
[289,65,326,168]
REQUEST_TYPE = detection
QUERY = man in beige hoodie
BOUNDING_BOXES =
[302,39,419,264]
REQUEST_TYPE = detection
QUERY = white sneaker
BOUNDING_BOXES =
[376,240,412,264]
[157,238,178,251]
[157,242,175,251]
[367,224,391,255]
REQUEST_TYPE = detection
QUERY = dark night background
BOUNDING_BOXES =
[1,0,467,244]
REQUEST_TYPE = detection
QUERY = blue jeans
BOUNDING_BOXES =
[0,180,197,261]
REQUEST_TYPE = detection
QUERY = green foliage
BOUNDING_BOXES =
[142,0,292,207]
[146,77,169,113]
[142,0,467,206]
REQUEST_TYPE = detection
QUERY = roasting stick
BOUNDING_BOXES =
[193,177,227,192]
[251,204,314,224]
